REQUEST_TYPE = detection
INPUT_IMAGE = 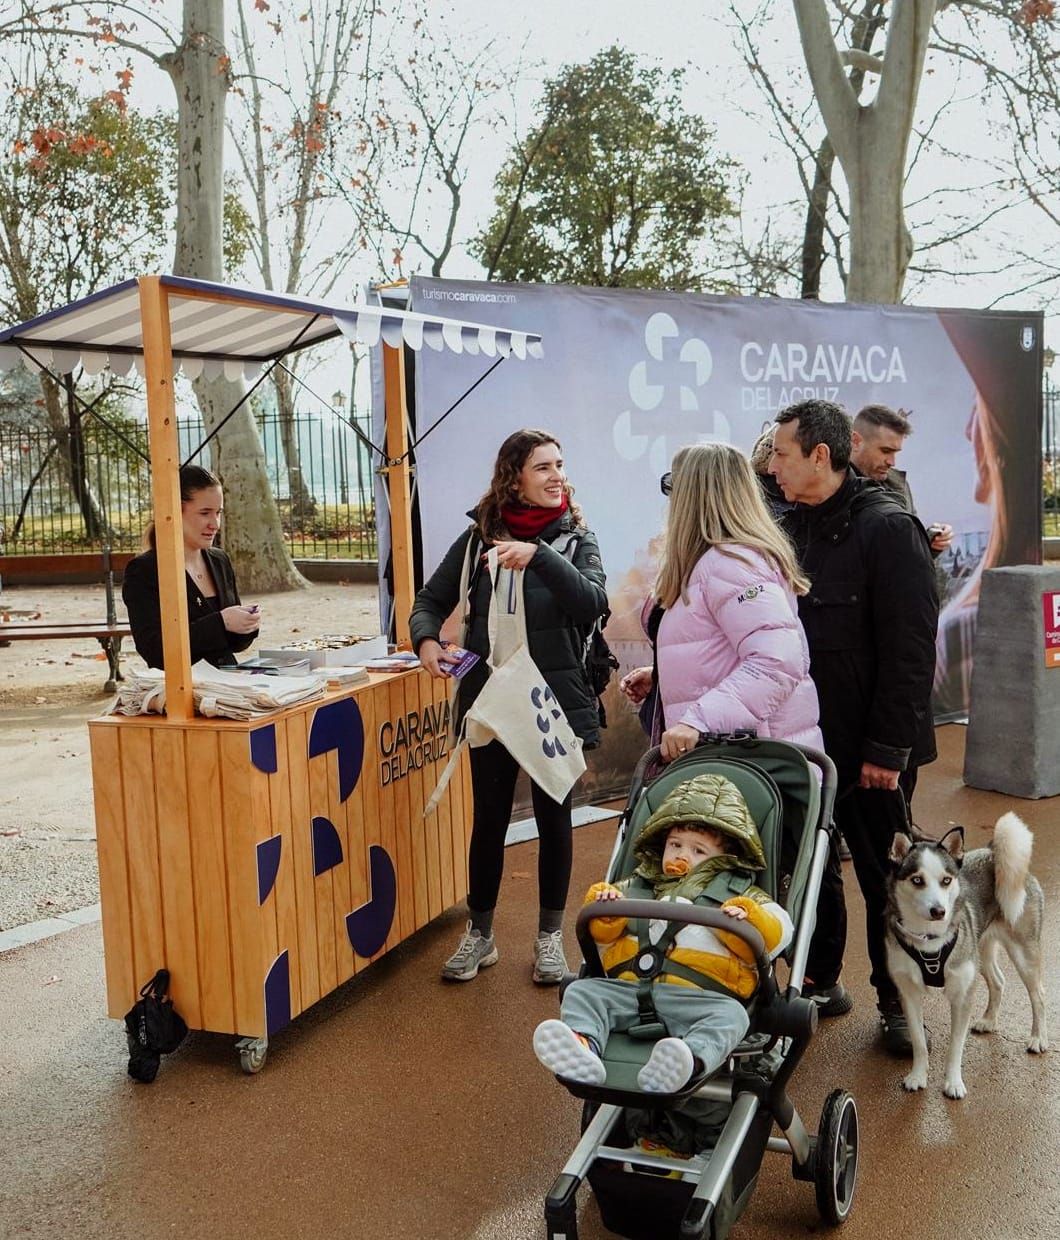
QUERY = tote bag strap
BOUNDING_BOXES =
[484,547,530,670]
[424,714,469,816]
[437,528,478,748]
[455,527,479,648]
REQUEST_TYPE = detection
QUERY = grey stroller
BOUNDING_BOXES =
[541,732,857,1240]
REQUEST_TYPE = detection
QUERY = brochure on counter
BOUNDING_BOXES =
[363,651,422,672]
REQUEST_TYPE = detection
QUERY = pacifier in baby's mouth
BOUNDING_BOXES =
[663,858,690,876]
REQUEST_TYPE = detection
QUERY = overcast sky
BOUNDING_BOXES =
[66,0,1057,408]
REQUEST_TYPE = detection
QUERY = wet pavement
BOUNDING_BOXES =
[2,725,1058,1239]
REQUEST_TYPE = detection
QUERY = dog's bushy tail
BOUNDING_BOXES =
[992,812,1033,925]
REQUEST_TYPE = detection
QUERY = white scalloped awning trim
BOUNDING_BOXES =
[0,276,544,378]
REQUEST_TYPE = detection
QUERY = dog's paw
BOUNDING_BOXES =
[1026,1036,1048,1054]
[943,1075,967,1100]
[902,1069,928,1092]
[971,1018,996,1035]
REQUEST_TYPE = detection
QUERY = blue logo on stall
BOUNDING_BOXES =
[308,697,365,801]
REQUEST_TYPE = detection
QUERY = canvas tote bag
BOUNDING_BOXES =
[425,547,585,813]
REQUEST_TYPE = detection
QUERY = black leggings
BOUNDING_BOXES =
[467,740,574,913]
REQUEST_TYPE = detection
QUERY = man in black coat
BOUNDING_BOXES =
[770,399,939,1055]
[851,404,954,557]
[851,402,952,810]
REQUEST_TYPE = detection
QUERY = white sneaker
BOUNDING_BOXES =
[533,1019,606,1084]
[532,929,568,985]
[441,921,499,981]
[637,1038,695,1093]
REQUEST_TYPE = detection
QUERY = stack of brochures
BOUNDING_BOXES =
[325,665,370,686]
[111,665,326,719]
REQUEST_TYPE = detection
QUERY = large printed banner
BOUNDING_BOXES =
[393,277,1042,799]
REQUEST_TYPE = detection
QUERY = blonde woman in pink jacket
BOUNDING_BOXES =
[621,442,823,762]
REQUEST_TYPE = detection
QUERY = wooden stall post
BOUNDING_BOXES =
[382,341,415,647]
[138,275,194,720]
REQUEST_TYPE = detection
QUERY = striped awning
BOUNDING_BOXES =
[0,274,544,380]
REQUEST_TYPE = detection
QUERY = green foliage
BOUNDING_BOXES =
[0,80,174,321]
[0,365,42,426]
[276,498,377,542]
[472,46,737,291]
[223,172,254,276]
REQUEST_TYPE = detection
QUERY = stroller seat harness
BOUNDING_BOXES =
[604,869,756,1040]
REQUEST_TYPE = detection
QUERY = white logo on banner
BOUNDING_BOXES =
[614,312,730,473]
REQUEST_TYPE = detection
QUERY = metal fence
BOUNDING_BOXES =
[3,383,1060,556]
[0,412,378,559]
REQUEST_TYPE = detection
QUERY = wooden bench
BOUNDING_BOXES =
[0,620,131,692]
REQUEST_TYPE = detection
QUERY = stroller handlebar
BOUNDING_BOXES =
[575,898,770,978]
[632,736,839,835]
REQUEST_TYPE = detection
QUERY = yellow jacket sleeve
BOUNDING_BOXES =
[584,881,629,943]
[713,895,784,963]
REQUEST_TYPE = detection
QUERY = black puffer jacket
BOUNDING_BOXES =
[781,471,939,791]
[409,510,609,747]
[122,546,257,670]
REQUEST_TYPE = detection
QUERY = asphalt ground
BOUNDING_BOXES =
[2,725,1058,1240]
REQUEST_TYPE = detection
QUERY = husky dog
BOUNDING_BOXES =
[885,812,1048,1100]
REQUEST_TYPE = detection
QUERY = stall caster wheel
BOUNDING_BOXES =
[236,1036,268,1074]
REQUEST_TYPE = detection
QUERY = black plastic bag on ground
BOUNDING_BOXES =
[123,969,188,1083]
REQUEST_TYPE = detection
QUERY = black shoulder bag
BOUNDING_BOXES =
[123,969,188,1083]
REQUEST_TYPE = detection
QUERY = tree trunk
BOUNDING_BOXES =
[61,374,109,541]
[801,137,835,300]
[845,166,913,303]
[273,367,317,523]
[162,0,305,591]
[795,0,936,305]
[799,0,890,302]
[38,373,108,543]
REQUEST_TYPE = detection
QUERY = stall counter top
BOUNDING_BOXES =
[88,666,431,732]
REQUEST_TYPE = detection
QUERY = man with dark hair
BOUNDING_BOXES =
[769,399,939,1055]
[851,404,953,555]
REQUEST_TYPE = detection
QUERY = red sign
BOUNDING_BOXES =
[1044,591,1060,668]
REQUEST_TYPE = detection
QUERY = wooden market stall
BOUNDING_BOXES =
[0,276,543,1071]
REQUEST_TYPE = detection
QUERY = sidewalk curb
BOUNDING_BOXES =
[0,902,101,954]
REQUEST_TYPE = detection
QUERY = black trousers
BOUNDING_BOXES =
[807,785,911,1005]
[467,740,574,914]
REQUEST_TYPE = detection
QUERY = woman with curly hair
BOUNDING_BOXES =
[411,429,608,985]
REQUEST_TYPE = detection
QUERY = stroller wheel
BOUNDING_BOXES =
[814,1089,858,1224]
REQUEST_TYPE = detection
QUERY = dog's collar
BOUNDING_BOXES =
[896,922,949,946]
[894,925,957,987]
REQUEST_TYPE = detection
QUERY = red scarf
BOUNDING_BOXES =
[500,494,568,540]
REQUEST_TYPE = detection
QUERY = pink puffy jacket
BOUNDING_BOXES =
[654,545,823,749]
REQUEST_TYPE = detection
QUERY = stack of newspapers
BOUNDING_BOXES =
[111,665,326,720]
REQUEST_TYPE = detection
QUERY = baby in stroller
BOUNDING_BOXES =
[533,773,793,1094]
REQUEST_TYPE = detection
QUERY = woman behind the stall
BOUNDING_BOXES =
[123,464,260,670]
[411,428,608,986]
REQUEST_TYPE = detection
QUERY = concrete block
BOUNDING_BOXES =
[964,566,1060,798]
